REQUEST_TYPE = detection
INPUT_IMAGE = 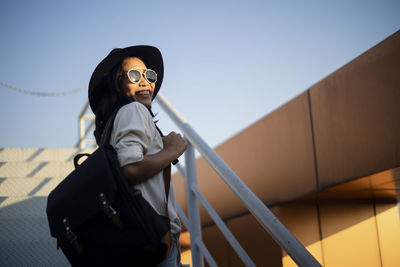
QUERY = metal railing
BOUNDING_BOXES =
[76,102,96,149]
[156,93,322,267]
[76,96,322,266]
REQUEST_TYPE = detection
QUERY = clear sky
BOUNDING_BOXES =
[1,0,399,149]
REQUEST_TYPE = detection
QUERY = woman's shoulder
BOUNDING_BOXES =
[118,102,151,118]
[119,101,148,113]
[114,102,154,131]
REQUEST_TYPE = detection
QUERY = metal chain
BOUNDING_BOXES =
[0,81,86,97]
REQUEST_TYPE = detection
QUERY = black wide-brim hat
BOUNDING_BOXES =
[88,45,164,113]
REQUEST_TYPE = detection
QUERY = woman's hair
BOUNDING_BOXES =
[93,57,157,145]
[93,62,129,144]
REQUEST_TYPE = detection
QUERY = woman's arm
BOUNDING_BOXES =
[122,131,187,183]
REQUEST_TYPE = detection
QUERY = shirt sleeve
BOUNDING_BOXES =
[112,102,156,167]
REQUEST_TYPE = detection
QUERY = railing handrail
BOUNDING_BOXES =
[155,93,322,267]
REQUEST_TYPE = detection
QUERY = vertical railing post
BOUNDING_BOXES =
[79,117,85,149]
[185,143,204,267]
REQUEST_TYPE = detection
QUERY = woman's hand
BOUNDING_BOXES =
[162,132,188,161]
[122,132,187,183]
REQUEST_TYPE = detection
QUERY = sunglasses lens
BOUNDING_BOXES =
[127,69,141,83]
[145,70,157,83]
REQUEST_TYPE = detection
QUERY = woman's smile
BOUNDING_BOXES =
[135,89,151,96]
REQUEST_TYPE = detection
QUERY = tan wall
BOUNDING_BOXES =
[375,204,400,267]
[188,202,399,267]
[310,31,400,190]
[277,202,400,267]
[319,204,381,266]
[202,214,282,267]
[275,204,324,266]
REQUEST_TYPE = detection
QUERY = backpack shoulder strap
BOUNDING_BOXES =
[99,108,120,147]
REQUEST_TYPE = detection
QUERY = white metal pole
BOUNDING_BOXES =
[185,143,204,267]
[79,117,85,149]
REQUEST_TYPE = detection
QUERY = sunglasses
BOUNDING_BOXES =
[126,68,157,84]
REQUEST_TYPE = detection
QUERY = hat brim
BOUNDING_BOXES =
[88,45,164,113]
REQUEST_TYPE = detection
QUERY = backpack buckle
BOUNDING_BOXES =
[100,193,124,229]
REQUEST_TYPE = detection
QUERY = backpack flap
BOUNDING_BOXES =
[46,146,118,238]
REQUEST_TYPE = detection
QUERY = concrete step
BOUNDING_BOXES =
[0,161,74,178]
[0,217,52,243]
[0,239,70,266]
[0,196,48,219]
[0,147,95,162]
[0,148,95,267]
[0,196,70,266]
[0,177,65,197]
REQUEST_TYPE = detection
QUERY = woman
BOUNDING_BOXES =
[88,45,187,266]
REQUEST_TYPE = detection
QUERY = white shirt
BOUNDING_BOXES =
[110,101,181,234]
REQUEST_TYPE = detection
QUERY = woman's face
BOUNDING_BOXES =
[119,57,155,108]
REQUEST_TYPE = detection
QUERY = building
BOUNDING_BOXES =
[173,30,400,266]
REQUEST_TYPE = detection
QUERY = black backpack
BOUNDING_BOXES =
[46,109,172,266]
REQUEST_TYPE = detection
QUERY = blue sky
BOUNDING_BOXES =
[1,0,399,148]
